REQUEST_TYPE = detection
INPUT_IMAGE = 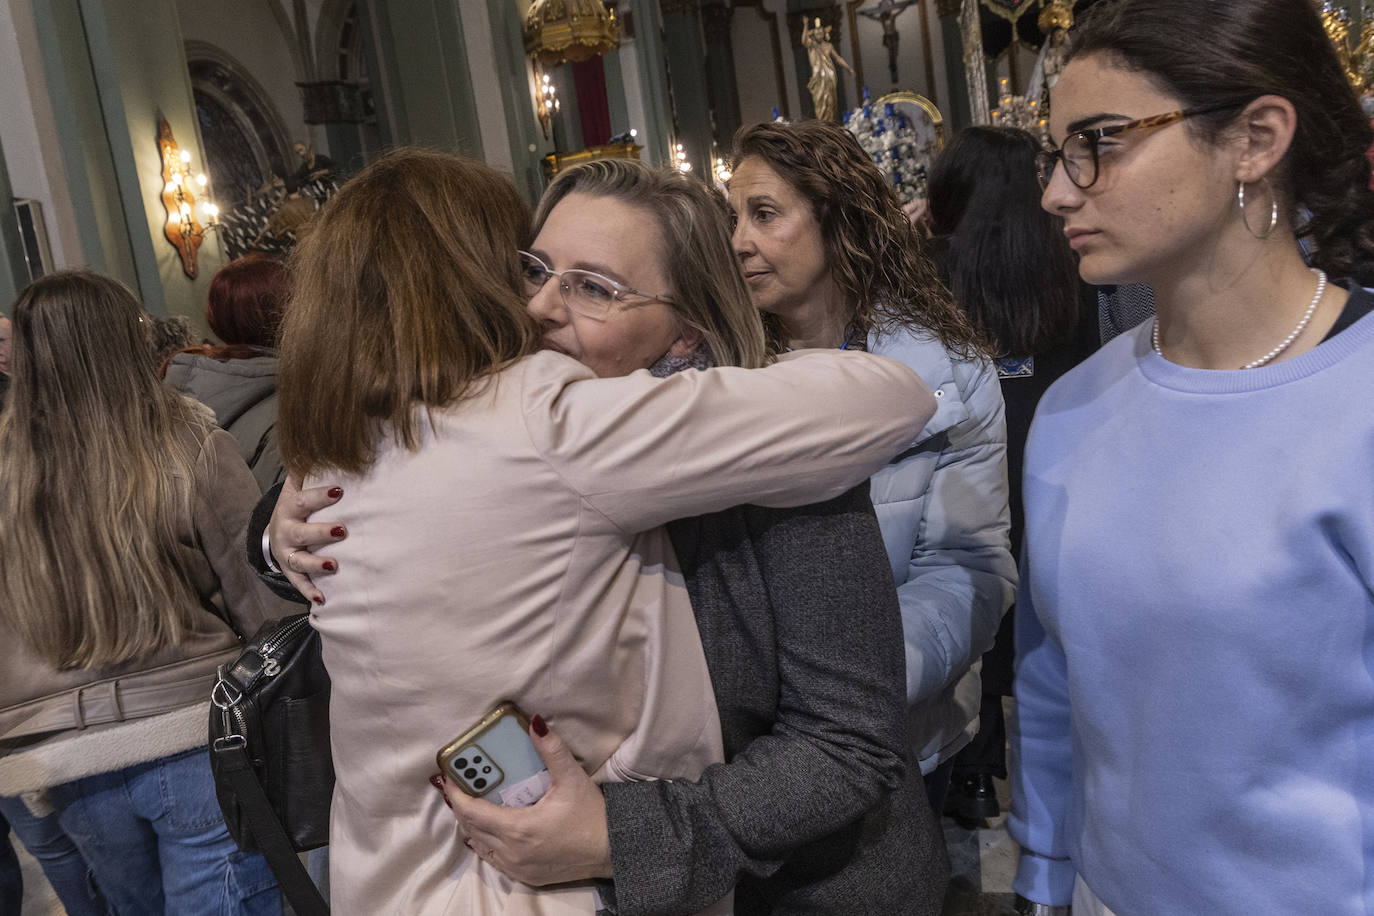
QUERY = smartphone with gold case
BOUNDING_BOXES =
[436,701,549,807]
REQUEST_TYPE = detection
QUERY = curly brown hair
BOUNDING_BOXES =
[732,120,985,357]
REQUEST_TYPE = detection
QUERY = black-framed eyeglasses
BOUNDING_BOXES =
[518,250,673,321]
[1035,103,1241,190]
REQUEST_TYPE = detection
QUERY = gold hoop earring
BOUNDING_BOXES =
[1238,180,1279,240]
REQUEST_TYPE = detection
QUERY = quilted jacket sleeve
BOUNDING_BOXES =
[898,355,1016,706]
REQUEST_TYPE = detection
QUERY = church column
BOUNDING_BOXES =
[356,0,485,157]
[658,0,713,176]
[626,0,675,164]
[482,0,553,202]
[935,0,972,129]
[701,1,741,151]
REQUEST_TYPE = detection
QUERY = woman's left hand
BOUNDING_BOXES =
[436,715,614,886]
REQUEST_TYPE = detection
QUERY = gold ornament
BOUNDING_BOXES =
[523,0,620,70]
[1037,0,1073,34]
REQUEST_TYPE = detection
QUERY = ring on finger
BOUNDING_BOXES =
[287,549,303,572]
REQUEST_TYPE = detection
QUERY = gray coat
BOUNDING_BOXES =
[602,484,949,915]
[164,352,283,493]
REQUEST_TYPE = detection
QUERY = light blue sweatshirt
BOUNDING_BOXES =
[1009,297,1374,915]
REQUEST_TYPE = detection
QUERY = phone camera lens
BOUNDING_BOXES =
[473,778,487,790]
[482,766,492,774]
[473,755,483,763]
[455,758,468,769]
[464,768,478,779]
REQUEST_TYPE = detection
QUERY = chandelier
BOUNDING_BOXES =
[523,0,620,70]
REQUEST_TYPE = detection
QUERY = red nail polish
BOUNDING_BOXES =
[328,487,343,499]
[331,526,347,539]
[531,714,548,737]
[312,594,326,606]
[428,774,444,791]
[322,561,337,572]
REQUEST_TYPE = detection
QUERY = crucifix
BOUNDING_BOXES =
[858,0,919,86]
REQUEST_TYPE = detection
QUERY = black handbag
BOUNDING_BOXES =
[210,613,333,916]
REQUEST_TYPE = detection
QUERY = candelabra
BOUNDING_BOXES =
[536,70,561,141]
[158,119,218,279]
[990,78,1049,143]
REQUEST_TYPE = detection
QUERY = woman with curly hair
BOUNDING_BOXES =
[728,119,1017,813]
[1013,0,1374,912]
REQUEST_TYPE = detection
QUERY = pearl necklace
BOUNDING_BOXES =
[1152,269,1327,369]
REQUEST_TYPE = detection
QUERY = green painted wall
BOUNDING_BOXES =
[78,0,224,325]
[365,0,485,158]
[27,0,140,293]
[629,0,673,165]
[0,151,31,306]
[485,0,553,203]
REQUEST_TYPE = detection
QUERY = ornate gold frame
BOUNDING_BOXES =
[875,90,946,151]
[541,142,643,181]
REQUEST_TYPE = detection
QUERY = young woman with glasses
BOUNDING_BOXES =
[262,149,935,914]
[1012,0,1374,914]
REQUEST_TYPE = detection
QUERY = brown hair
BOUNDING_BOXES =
[732,119,985,357]
[534,159,771,369]
[0,270,210,669]
[276,148,540,476]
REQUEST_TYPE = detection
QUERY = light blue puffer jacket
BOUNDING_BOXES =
[867,325,1016,774]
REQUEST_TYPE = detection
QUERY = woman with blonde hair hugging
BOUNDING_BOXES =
[267,148,935,913]
[0,270,297,913]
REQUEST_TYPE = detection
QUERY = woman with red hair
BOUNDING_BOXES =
[163,253,289,491]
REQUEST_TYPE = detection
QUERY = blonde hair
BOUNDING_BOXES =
[277,148,540,476]
[534,159,771,369]
[0,270,210,670]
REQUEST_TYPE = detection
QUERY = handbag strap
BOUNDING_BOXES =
[212,735,329,916]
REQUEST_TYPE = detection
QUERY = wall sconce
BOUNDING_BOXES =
[536,70,561,141]
[158,119,218,279]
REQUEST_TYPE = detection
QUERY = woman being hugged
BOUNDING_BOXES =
[1013,0,1374,913]
[0,271,296,913]
[729,120,1017,810]
[272,149,934,913]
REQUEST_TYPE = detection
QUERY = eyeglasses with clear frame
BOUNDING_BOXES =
[1035,102,1241,191]
[518,250,674,321]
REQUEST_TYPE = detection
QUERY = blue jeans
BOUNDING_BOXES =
[47,747,280,916]
[0,792,107,915]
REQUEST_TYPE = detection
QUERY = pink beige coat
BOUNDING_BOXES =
[309,350,934,914]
